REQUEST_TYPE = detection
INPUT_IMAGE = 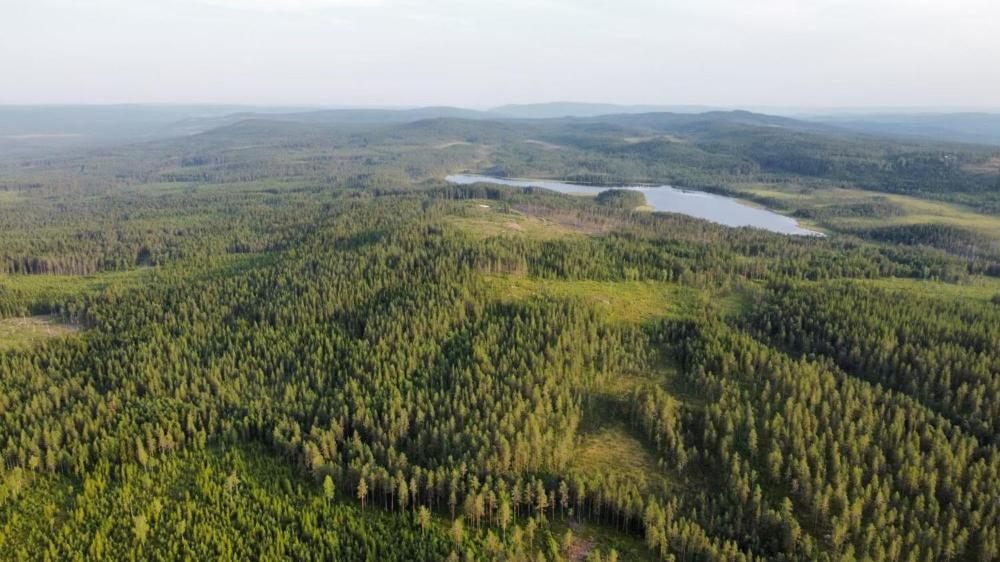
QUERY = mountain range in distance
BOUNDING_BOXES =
[2,102,1000,154]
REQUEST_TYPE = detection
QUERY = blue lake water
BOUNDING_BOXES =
[446,174,822,236]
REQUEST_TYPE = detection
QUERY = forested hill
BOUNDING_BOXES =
[164,109,1000,215]
[1,109,999,561]
[811,112,1000,146]
[4,108,998,262]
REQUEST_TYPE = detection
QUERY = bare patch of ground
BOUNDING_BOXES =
[566,528,598,561]
[523,139,565,150]
[623,134,685,144]
[435,141,473,149]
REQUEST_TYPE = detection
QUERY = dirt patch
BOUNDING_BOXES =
[512,204,617,235]
[566,523,598,561]
[503,221,523,231]
[523,139,565,150]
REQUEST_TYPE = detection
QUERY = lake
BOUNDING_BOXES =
[446,174,823,236]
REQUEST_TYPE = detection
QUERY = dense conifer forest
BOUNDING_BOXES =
[1,111,999,561]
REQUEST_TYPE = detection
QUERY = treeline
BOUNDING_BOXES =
[793,198,906,221]
[747,281,1000,442]
[848,223,1000,271]
[1,445,470,562]
[644,319,1000,561]
[596,189,647,210]
[0,186,323,275]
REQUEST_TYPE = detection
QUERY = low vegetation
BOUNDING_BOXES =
[0,315,78,351]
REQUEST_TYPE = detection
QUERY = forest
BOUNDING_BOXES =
[1,109,999,561]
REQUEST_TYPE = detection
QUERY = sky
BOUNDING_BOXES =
[1,0,998,109]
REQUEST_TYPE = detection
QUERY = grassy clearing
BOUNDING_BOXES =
[573,362,680,497]
[0,315,79,351]
[436,141,473,149]
[0,267,152,303]
[572,423,666,494]
[735,182,1000,237]
[449,203,590,240]
[478,269,714,498]
[486,274,752,324]
[0,254,271,311]
[449,199,653,242]
[484,276,708,324]
[859,193,1000,235]
[858,276,1000,303]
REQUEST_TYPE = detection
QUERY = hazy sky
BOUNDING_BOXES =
[2,0,998,108]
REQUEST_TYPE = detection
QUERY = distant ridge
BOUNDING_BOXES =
[5,104,1000,157]
[269,106,490,124]
[806,112,1000,146]
[490,102,719,119]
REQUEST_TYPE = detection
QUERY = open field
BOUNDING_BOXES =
[0,315,79,351]
[450,207,589,240]
[447,200,630,239]
[484,276,706,324]
[0,254,271,312]
[735,182,1000,237]
[573,359,681,495]
[572,424,667,495]
[0,267,152,303]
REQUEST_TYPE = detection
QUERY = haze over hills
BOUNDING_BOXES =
[489,102,721,119]
[0,104,313,155]
[809,113,1000,146]
[5,103,1000,158]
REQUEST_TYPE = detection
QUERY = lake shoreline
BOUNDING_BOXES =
[446,174,824,237]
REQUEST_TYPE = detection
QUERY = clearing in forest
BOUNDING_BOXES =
[572,423,666,494]
[0,315,79,351]
[736,182,1000,236]
[449,203,592,240]
[485,275,721,324]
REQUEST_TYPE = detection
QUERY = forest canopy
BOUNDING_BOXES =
[1,110,998,562]
[595,189,648,210]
